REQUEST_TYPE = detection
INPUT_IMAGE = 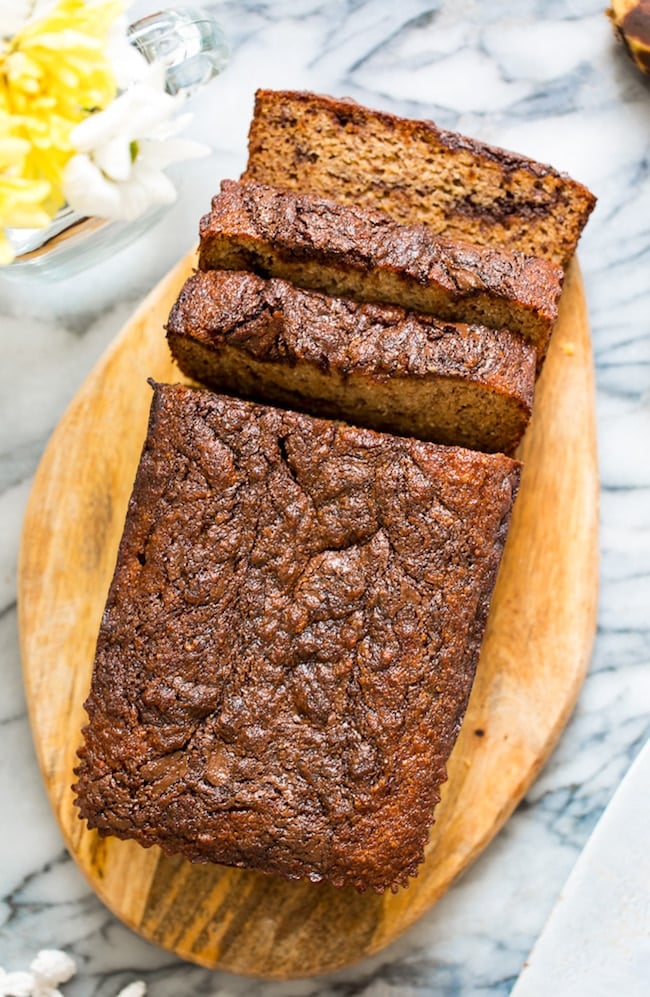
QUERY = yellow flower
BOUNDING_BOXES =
[0,112,51,263]
[3,0,123,115]
[0,0,123,215]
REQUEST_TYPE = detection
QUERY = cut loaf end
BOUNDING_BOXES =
[244,89,596,268]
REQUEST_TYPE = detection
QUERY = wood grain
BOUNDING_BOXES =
[18,254,598,979]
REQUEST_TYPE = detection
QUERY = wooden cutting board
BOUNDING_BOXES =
[18,254,598,979]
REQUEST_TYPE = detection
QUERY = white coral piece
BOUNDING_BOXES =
[29,951,76,990]
[115,983,147,997]
[0,968,36,997]
[0,951,143,997]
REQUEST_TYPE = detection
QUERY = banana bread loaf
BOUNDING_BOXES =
[198,180,563,364]
[243,89,596,267]
[74,382,521,892]
[167,270,536,454]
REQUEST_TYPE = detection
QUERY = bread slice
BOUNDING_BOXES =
[167,270,536,454]
[243,89,596,268]
[198,180,563,364]
[75,382,521,892]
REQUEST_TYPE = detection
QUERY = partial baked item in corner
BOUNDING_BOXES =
[608,1,650,76]
[243,89,596,268]
[167,269,536,454]
[198,181,563,365]
[74,382,521,893]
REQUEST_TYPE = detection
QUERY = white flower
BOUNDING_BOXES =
[0,0,55,38]
[106,14,150,90]
[62,63,209,222]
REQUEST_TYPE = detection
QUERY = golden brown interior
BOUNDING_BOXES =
[244,93,595,267]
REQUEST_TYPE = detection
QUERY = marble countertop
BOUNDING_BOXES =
[1,1,649,994]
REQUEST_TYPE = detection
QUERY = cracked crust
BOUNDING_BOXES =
[198,180,563,365]
[74,383,521,892]
[167,269,536,454]
[243,89,596,267]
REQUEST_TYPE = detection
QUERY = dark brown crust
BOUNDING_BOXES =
[74,383,521,893]
[198,180,563,358]
[243,90,596,266]
[166,269,535,453]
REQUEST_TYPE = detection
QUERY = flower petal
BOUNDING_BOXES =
[94,136,133,181]
[106,15,149,89]
[0,0,56,38]
[0,237,15,265]
[137,137,210,169]
[62,153,123,217]
[70,95,127,151]
[124,88,182,140]
[132,162,177,205]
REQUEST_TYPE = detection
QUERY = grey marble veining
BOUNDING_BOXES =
[1,1,649,994]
